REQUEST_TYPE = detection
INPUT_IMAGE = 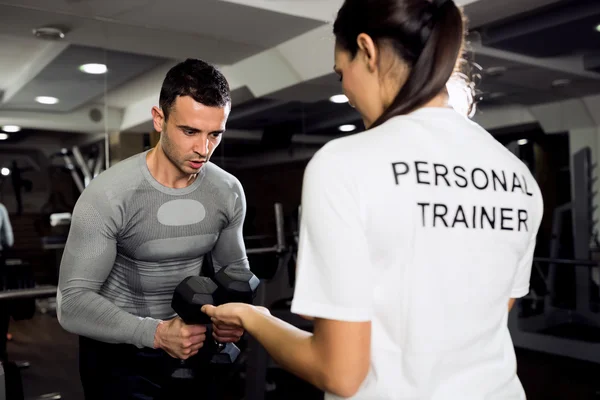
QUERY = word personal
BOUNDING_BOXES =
[391,161,534,196]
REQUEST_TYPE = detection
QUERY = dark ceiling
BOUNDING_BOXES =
[228,97,362,139]
[218,0,600,153]
[480,0,600,64]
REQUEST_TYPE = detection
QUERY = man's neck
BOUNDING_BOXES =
[146,146,198,189]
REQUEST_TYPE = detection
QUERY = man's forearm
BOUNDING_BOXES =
[241,307,327,391]
[58,287,161,348]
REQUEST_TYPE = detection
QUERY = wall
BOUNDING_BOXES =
[109,131,146,165]
[230,160,309,238]
[0,153,52,215]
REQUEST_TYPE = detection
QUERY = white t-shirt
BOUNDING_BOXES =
[291,107,543,400]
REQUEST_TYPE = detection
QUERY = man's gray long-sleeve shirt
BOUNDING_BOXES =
[57,151,249,349]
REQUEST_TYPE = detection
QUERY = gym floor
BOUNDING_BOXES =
[7,313,600,400]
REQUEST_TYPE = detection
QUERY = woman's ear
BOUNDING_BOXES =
[356,33,378,73]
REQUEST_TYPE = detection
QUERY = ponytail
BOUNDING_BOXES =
[370,0,464,128]
[333,0,467,130]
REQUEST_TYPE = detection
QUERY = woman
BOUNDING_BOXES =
[203,0,543,398]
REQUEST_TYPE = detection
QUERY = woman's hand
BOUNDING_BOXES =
[212,321,244,343]
[202,303,270,330]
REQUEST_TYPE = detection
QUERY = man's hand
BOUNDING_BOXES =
[213,321,245,343]
[154,317,207,359]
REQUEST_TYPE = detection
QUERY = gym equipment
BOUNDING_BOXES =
[0,287,60,400]
[8,160,35,216]
[509,146,600,364]
[172,263,260,327]
[246,203,287,256]
[0,362,5,400]
[0,287,57,302]
[1,261,36,321]
[0,360,61,400]
[52,140,106,194]
[0,360,23,400]
[244,204,312,400]
[170,252,260,379]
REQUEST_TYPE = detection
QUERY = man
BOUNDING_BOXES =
[57,58,248,400]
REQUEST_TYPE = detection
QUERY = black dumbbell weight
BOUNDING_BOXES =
[170,254,260,372]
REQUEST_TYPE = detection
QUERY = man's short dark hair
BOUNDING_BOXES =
[159,58,231,121]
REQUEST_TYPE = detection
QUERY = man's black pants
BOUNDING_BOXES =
[79,336,226,400]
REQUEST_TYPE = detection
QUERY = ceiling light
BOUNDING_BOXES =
[32,25,67,41]
[1,125,20,133]
[1,168,10,176]
[518,139,528,146]
[596,24,600,33]
[35,96,59,105]
[0,134,8,141]
[338,124,356,132]
[79,63,108,74]
[552,79,571,88]
[330,94,349,104]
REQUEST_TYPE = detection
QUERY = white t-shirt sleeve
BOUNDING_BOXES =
[290,147,374,322]
[511,181,544,298]
[510,233,537,298]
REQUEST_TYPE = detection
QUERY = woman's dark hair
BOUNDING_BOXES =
[159,58,231,121]
[333,0,470,128]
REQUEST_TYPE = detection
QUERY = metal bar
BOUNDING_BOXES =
[274,203,286,252]
[245,282,268,400]
[93,142,105,178]
[92,155,103,178]
[86,157,95,172]
[0,361,5,400]
[61,152,84,193]
[104,132,110,170]
[573,148,593,313]
[0,286,57,301]
[547,203,570,298]
[246,246,279,255]
[42,243,65,250]
[72,146,92,186]
[533,257,598,267]
[245,235,274,241]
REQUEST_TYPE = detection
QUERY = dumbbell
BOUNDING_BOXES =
[171,263,260,368]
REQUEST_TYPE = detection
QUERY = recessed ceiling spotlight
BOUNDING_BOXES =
[1,125,21,133]
[79,63,108,74]
[32,25,68,41]
[35,96,59,105]
[338,124,356,132]
[329,94,349,104]
[1,168,10,176]
[0,134,8,141]
[552,79,571,88]
[595,24,600,33]
[518,139,528,146]
[552,79,571,87]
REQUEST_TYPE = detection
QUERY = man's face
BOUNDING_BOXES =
[152,96,230,175]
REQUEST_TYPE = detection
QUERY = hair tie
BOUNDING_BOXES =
[420,0,453,45]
